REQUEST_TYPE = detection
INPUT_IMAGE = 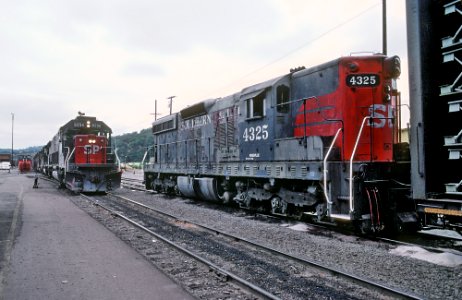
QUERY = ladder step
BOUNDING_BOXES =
[330,214,351,220]
[337,196,350,201]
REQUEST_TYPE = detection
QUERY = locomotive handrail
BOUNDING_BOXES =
[323,127,343,210]
[65,147,75,171]
[349,116,371,213]
[141,146,153,166]
[115,148,121,170]
[273,95,318,108]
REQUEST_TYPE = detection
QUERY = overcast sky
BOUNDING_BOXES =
[0,0,408,149]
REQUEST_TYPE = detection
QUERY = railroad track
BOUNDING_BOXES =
[81,191,423,300]
[121,177,146,191]
[80,192,280,300]
[41,174,146,191]
[45,174,462,254]
[123,176,462,253]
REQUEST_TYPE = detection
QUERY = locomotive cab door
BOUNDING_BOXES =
[238,88,273,162]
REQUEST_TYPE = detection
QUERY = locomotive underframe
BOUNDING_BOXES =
[66,165,121,193]
[48,164,121,193]
[144,159,416,233]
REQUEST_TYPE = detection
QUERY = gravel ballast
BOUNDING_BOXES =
[75,186,461,299]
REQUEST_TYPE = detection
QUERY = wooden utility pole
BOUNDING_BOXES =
[167,96,176,115]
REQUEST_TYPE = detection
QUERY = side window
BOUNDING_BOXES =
[276,85,290,113]
[246,98,253,118]
[246,92,266,119]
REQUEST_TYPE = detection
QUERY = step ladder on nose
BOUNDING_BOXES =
[323,116,372,221]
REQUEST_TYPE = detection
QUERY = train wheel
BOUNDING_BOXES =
[352,219,375,236]
[270,196,287,215]
[220,191,233,205]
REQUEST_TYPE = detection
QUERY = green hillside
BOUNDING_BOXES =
[112,128,153,163]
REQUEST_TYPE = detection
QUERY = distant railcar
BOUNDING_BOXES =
[143,54,415,234]
[33,142,50,174]
[34,114,122,193]
[18,155,32,173]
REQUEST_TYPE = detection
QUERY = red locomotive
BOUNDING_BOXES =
[143,54,414,234]
[18,155,32,173]
[34,114,122,193]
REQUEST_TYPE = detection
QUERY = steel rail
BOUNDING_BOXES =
[120,177,146,191]
[107,192,423,300]
[121,177,143,182]
[80,193,281,300]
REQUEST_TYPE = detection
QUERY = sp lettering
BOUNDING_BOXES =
[84,145,101,154]
[368,104,394,128]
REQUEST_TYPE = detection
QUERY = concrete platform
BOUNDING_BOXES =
[0,171,195,300]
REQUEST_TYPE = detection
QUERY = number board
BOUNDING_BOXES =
[73,121,102,129]
[346,74,379,87]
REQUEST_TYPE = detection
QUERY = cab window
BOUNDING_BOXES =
[276,85,290,113]
[246,92,265,119]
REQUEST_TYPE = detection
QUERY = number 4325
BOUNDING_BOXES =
[242,125,269,142]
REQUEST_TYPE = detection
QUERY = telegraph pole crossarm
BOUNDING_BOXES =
[167,96,176,115]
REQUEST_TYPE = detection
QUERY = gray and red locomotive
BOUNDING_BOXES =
[143,53,414,234]
[34,114,122,193]
[142,0,462,234]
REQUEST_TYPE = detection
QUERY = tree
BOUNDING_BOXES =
[112,128,153,163]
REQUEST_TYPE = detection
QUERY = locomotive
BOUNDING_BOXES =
[34,114,122,193]
[18,155,32,173]
[143,53,416,233]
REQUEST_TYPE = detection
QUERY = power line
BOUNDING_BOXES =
[202,2,380,98]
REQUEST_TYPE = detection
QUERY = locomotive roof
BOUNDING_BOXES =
[240,74,288,99]
[60,115,112,133]
[290,55,387,79]
[290,57,341,79]
[238,55,368,98]
[180,98,216,119]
